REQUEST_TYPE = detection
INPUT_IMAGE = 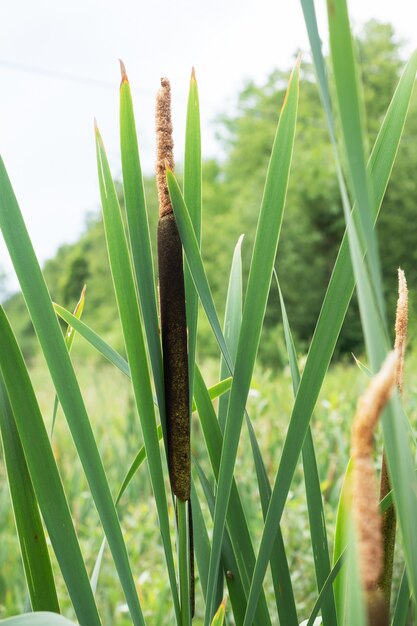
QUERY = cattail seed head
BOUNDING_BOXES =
[394,268,408,394]
[351,351,398,590]
[156,78,174,218]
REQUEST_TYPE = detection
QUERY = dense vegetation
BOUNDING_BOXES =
[5,21,416,365]
[1,2,417,622]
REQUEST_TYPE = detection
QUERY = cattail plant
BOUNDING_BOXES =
[351,350,398,625]
[155,78,191,502]
[155,77,193,623]
[1,0,417,624]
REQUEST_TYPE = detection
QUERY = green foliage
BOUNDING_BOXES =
[0,7,416,626]
[5,21,416,366]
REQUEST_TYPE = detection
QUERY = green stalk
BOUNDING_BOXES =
[178,500,191,626]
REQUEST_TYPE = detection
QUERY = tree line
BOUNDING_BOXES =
[6,21,417,365]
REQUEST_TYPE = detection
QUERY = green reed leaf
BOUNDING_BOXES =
[95,125,180,622]
[242,40,417,626]
[0,308,100,625]
[0,155,142,625]
[0,376,59,612]
[206,60,299,625]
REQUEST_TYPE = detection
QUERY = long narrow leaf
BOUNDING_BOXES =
[54,303,232,413]
[54,303,131,376]
[119,63,166,441]
[218,235,243,431]
[0,376,60,612]
[95,125,180,621]
[326,0,384,322]
[0,615,77,626]
[242,45,417,626]
[392,568,410,626]
[184,67,202,405]
[0,308,100,625]
[0,157,143,624]
[51,285,86,435]
[206,61,299,625]
[167,169,232,370]
[328,1,417,604]
[277,281,337,625]
[194,459,248,626]
[223,244,297,624]
[193,367,272,626]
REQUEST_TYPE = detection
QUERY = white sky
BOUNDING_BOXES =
[0,0,416,293]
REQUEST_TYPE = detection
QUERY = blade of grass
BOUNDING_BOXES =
[193,459,247,626]
[184,67,202,406]
[183,71,202,619]
[51,285,86,436]
[241,43,417,626]
[218,235,244,432]
[333,458,353,623]
[190,480,211,602]
[193,366,272,626]
[306,553,345,626]
[95,125,180,622]
[0,376,60,612]
[214,230,298,623]
[54,303,131,376]
[0,157,144,625]
[328,1,417,605]
[0,308,100,625]
[167,169,231,369]
[342,520,367,626]
[119,62,166,443]
[326,0,384,321]
[210,599,227,626]
[205,60,299,625]
[277,280,337,626]
[223,245,297,624]
[244,413,298,626]
[0,615,78,626]
[392,568,410,626]
[55,302,232,413]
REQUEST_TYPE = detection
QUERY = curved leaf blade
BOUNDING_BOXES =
[242,47,417,626]
[207,60,299,625]
[0,155,142,626]
[0,376,60,612]
[95,126,180,621]
[119,64,165,438]
[0,308,100,625]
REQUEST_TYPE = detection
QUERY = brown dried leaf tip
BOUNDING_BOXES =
[156,77,174,218]
[351,350,397,591]
[394,268,408,394]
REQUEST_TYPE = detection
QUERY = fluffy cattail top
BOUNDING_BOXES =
[395,268,408,394]
[351,350,397,590]
[155,78,174,218]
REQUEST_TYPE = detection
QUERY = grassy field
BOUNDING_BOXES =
[0,343,413,623]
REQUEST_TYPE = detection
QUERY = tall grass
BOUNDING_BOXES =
[0,0,416,624]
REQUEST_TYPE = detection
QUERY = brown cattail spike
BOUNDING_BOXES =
[394,268,408,393]
[156,78,174,218]
[155,77,190,502]
[351,351,397,625]
[352,351,397,585]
